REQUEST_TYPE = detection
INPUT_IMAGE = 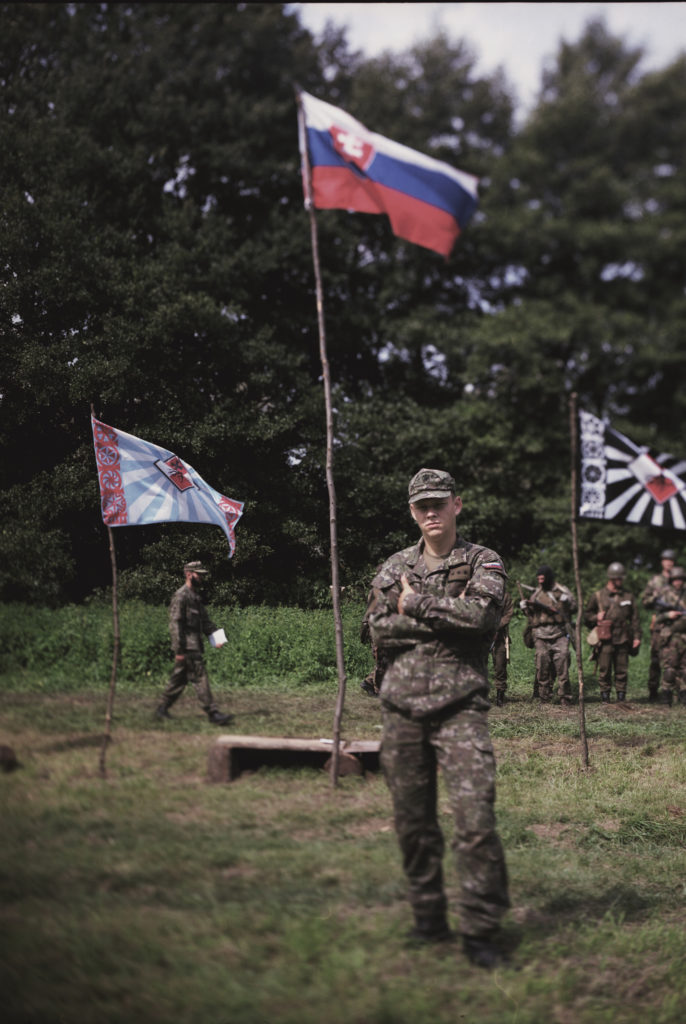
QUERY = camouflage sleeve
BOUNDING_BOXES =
[561,584,577,615]
[399,551,506,638]
[641,577,663,608]
[169,590,186,653]
[499,592,514,628]
[200,600,218,637]
[367,560,436,649]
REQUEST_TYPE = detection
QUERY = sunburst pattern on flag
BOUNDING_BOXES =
[579,410,686,530]
[91,417,244,556]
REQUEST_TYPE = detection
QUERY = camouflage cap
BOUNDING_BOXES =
[669,566,686,581]
[183,561,209,575]
[408,468,456,504]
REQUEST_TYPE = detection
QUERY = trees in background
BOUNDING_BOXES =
[2,5,685,605]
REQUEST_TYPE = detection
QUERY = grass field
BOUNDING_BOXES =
[1,620,685,1024]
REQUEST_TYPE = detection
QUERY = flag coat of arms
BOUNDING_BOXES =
[298,90,479,258]
[578,410,686,529]
[91,417,244,556]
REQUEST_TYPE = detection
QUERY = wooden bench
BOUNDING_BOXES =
[207,734,381,782]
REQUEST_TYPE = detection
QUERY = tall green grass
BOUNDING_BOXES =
[0,601,373,691]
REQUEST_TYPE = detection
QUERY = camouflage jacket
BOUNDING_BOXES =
[583,586,641,646]
[169,584,217,654]
[654,585,686,640]
[641,573,672,614]
[367,535,506,717]
[525,582,576,641]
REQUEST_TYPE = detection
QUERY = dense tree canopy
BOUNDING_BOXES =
[2,4,685,606]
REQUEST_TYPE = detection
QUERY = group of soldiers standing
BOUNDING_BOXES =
[362,550,686,708]
[486,549,686,707]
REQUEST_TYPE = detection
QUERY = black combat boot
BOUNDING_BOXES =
[659,690,673,707]
[155,705,172,720]
[495,690,505,707]
[679,691,686,706]
[616,691,626,702]
[208,710,234,725]
[407,910,454,945]
[462,933,510,969]
[648,687,658,703]
[600,691,611,703]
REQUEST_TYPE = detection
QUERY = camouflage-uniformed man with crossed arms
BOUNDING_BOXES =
[367,469,510,969]
[641,548,676,702]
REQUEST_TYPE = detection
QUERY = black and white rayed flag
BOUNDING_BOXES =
[578,410,686,529]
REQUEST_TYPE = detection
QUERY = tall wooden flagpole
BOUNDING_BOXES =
[569,392,590,769]
[99,525,121,778]
[92,404,121,778]
[296,89,348,787]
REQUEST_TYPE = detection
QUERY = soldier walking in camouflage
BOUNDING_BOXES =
[641,549,676,702]
[367,469,510,969]
[155,561,233,725]
[653,565,686,707]
[583,562,641,703]
[520,566,576,705]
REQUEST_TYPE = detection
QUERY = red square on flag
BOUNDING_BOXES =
[155,456,194,492]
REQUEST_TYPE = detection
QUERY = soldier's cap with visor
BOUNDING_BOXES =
[183,561,209,576]
[408,468,456,505]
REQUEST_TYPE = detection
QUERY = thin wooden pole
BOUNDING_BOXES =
[99,527,121,777]
[569,392,590,769]
[296,89,347,787]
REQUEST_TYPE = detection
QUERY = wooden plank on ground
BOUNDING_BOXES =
[207,734,381,782]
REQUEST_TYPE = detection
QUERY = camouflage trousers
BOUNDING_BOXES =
[596,642,629,694]
[380,705,509,938]
[648,630,662,689]
[534,635,571,699]
[159,653,219,713]
[490,637,508,691]
[659,635,686,695]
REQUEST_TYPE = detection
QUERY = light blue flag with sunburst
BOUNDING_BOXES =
[91,416,244,556]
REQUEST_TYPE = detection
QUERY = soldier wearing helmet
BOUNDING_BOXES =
[653,565,686,707]
[641,549,678,701]
[519,565,576,706]
[583,562,641,703]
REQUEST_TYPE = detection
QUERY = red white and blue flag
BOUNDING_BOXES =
[298,90,479,258]
[578,409,686,530]
[91,417,244,556]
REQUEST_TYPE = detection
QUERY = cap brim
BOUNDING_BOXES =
[409,489,452,504]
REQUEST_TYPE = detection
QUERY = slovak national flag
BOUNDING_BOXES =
[298,90,479,258]
[91,416,244,556]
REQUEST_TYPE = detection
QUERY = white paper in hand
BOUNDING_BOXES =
[209,628,227,648]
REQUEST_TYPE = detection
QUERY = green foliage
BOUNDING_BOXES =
[0,600,373,691]
[2,6,686,607]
